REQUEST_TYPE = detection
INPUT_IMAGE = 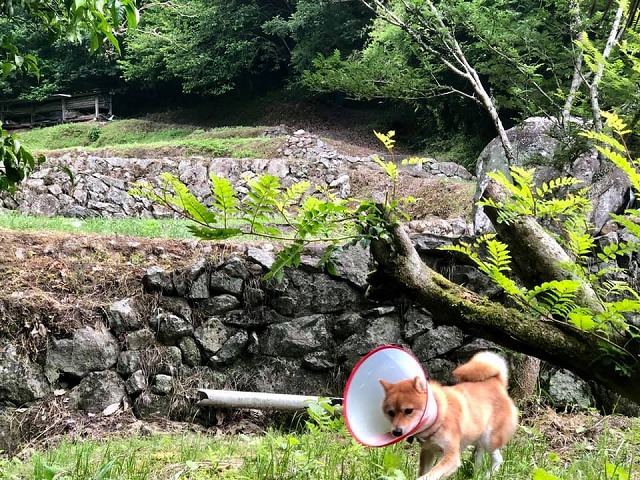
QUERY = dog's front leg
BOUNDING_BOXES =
[418,447,437,476]
[417,448,461,480]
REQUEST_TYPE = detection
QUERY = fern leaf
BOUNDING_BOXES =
[568,308,598,331]
[210,175,238,219]
[187,225,243,240]
[265,242,304,282]
[158,173,218,225]
[609,213,640,239]
[526,280,580,316]
[485,238,512,272]
[373,130,396,151]
[244,174,281,229]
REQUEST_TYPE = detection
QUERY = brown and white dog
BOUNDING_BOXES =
[380,351,519,480]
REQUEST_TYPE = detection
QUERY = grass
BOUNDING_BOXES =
[16,120,284,158]
[1,407,638,480]
[0,211,195,239]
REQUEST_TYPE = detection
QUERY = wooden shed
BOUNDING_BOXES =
[0,90,113,128]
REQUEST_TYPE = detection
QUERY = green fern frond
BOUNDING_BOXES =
[159,172,218,225]
[283,181,311,207]
[600,280,640,299]
[487,170,527,200]
[526,280,580,316]
[266,242,304,282]
[567,308,598,330]
[580,130,627,154]
[601,110,632,136]
[609,213,640,239]
[211,174,238,227]
[372,154,399,181]
[566,230,595,259]
[595,146,640,191]
[608,298,640,314]
[484,269,523,298]
[244,174,282,228]
[373,130,396,151]
[535,177,584,198]
[439,243,482,267]
[485,238,512,272]
[597,241,638,262]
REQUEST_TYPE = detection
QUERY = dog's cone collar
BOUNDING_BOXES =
[343,345,438,447]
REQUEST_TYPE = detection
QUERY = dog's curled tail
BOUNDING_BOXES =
[453,351,509,387]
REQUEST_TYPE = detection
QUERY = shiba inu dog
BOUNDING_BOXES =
[379,351,519,480]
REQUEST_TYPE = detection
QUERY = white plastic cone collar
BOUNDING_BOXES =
[343,345,437,447]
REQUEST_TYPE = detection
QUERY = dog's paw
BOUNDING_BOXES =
[417,474,438,480]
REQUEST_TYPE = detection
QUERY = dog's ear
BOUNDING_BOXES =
[379,379,392,392]
[413,376,427,393]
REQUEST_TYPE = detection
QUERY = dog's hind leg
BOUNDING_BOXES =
[489,449,503,472]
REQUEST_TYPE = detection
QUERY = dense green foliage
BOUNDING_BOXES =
[118,0,370,96]
[2,0,639,162]
[0,0,138,192]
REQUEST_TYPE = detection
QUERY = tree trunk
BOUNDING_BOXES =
[510,355,541,403]
[367,216,640,403]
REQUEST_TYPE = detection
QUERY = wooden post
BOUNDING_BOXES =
[61,98,66,123]
[94,95,99,119]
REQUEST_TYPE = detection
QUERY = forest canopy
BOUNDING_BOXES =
[2,0,638,154]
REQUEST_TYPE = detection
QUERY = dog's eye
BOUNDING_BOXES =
[404,408,414,415]
[387,410,395,418]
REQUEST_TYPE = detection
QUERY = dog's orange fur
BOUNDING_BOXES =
[380,351,519,480]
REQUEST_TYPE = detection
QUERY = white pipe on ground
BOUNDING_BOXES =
[197,389,342,411]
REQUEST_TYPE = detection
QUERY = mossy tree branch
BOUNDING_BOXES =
[368,217,640,403]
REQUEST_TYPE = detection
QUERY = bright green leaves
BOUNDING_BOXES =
[582,112,640,195]
[66,0,139,54]
[0,35,39,79]
[441,234,523,299]
[479,165,588,226]
[2,0,138,59]
[0,122,45,194]
[130,171,361,281]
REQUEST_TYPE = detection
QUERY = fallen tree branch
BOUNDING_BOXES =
[368,217,640,403]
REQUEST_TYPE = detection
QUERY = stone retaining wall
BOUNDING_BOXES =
[0,130,473,219]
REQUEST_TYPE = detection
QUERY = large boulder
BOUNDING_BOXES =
[67,370,126,413]
[474,117,631,235]
[0,342,51,405]
[259,314,331,357]
[46,325,119,381]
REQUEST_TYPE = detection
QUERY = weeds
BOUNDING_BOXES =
[1,403,637,480]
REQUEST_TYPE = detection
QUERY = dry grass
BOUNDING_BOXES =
[349,168,475,220]
[0,228,246,357]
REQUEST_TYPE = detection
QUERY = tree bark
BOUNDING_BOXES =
[588,3,626,135]
[510,355,541,403]
[368,217,640,403]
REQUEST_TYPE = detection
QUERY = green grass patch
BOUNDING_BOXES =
[17,120,284,158]
[0,211,195,239]
[2,403,639,480]
[0,422,637,480]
